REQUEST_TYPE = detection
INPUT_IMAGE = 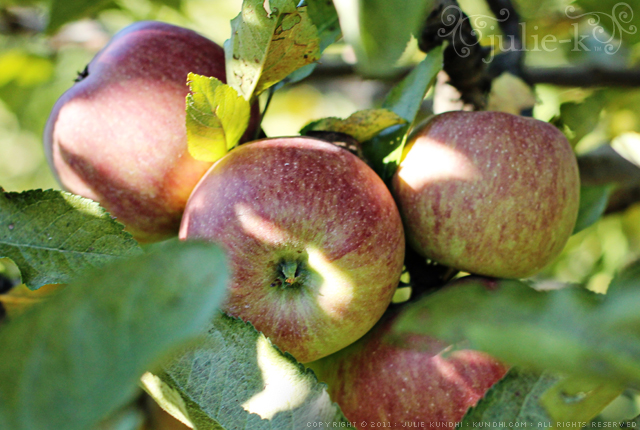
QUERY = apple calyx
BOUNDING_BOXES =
[271,258,309,289]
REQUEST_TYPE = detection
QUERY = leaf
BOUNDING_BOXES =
[573,0,640,46]
[332,0,433,77]
[143,312,348,429]
[541,376,624,425]
[48,0,115,33]
[462,368,558,426]
[151,0,181,10]
[94,403,146,430]
[463,369,622,427]
[186,73,251,163]
[300,109,406,142]
[362,46,444,181]
[0,189,142,290]
[306,0,341,52]
[0,240,229,430]
[225,0,321,101]
[558,93,606,145]
[573,185,612,234]
[393,276,640,389]
[271,0,341,90]
[0,50,54,88]
[0,283,65,319]
[487,72,537,115]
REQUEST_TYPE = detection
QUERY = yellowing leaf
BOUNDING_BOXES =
[186,73,251,163]
[487,72,536,115]
[302,109,406,142]
[541,376,624,427]
[225,0,321,100]
[0,283,66,319]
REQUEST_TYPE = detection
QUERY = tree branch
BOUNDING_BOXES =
[523,66,640,88]
[418,0,492,110]
[311,62,640,88]
[577,145,640,215]
[485,0,525,81]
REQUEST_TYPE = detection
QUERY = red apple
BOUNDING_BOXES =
[44,21,259,242]
[391,111,580,278]
[179,137,405,363]
[309,307,509,427]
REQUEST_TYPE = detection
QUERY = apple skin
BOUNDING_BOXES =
[44,21,259,242]
[391,111,580,278]
[179,137,405,363]
[308,306,508,427]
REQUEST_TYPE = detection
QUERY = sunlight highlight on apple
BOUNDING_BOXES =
[241,337,315,419]
[400,139,481,189]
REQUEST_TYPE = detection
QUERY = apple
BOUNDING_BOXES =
[308,306,509,427]
[44,21,259,242]
[179,136,405,363]
[391,111,580,278]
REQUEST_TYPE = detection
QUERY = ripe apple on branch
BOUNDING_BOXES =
[179,136,406,363]
[44,21,260,243]
[392,111,581,279]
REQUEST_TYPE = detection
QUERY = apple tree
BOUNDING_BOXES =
[1,0,640,428]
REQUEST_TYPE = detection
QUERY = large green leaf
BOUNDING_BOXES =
[393,276,640,388]
[144,313,347,429]
[0,189,142,289]
[332,0,433,77]
[0,240,229,430]
[186,73,251,163]
[362,45,443,181]
[225,0,321,101]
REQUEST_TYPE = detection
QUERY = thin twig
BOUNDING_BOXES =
[310,62,640,88]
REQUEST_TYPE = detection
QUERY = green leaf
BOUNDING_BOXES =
[462,368,558,426]
[151,0,181,10]
[607,260,640,294]
[463,369,622,427]
[225,0,321,101]
[143,313,348,428]
[393,276,640,388]
[0,189,142,290]
[306,0,341,52]
[558,93,606,145]
[333,0,433,77]
[362,46,444,181]
[186,73,251,163]
[300,109,406,142]
[0,240,229,430]
[94,404,146,430]
[573,185,612,234]
[48,0,115,33]
[573,0,640,46]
